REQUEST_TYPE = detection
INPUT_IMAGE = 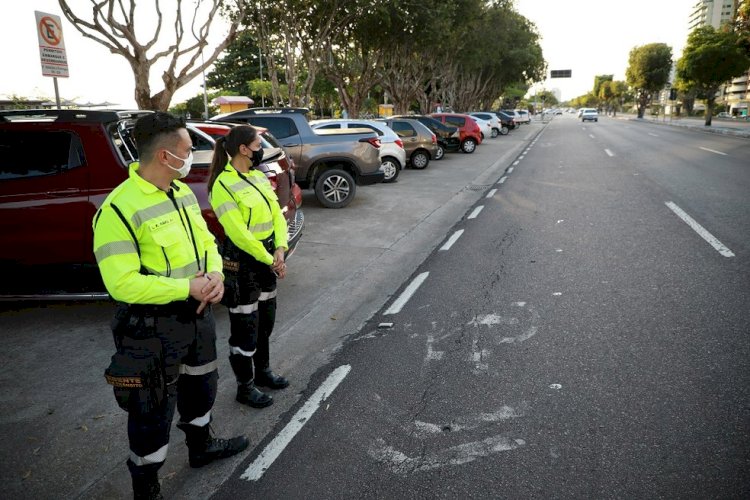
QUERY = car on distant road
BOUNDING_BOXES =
[581,109,599,122]
[309,118,406,183]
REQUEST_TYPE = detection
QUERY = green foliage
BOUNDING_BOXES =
[626,43,673,92]
[168,92,224,119]
[626,43,672,118]
[676,25,750,125]
[206,31,263,94]
[676,26,750,95]
[593,74,613,96]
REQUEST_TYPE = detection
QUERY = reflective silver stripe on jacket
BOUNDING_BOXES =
[230,345,256,357]
[169,261,201,279]
[214,200,238,219]
[248,221,274,233]
[130,193,200,229]
[179,360,218,376]
[227,178,268,193]
[259,290,277,301]
[229,303,258,314]
[94,240,138,262]
[130,444,168,466]
[185,411,211,427]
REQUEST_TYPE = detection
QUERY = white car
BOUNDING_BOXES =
[468,115,493,140]
[581,109,598,122]
[309,119,406,183]
[469,112,503,138]
[514,109,530,124]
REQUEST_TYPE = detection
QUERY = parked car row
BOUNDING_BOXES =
[0,105,524,297]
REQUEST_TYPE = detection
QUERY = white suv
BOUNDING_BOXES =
[310,119,407,183]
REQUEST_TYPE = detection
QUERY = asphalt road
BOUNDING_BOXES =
[0,123,532,499]
[213,115,750,499]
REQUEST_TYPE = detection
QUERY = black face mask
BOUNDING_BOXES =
[252,147,264,167]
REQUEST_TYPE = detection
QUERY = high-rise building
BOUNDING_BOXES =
[688,0,738,30]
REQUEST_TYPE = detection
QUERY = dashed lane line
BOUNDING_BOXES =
[699,146,727,156]
[467,205,484,219]
[241,365,352,481]
[440,230,464,251]
[665,202,735,257]
[384,272,430,315]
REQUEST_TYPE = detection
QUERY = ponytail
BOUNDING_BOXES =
[208,136,229,194]
[208,126,258,194]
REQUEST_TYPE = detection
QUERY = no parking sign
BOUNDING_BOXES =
[35,11,69,78]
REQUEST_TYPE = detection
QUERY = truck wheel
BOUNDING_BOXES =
[410,150,430,170]
[315,169,356,208]
[461,138,477,153]
[381,157,400,183]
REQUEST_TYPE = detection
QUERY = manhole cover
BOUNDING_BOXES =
[465,184,492,191]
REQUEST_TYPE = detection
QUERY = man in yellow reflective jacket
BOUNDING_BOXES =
[93,112,248,500]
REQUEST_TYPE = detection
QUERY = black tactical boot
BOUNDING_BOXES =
[127,460,163,500]
[254,368,290,390]
[236,381,274,408]
[176,422,250,468]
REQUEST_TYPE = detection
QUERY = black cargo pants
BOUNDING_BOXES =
[227,244,278,384]
[112,302,218,470]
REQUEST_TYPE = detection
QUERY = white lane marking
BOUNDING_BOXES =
[241,364,352,481]
[508,167,514,173]
[589,134,595,139]
[486,188,498,199]
[384,272,430,315]
[605,149,614,157]
[467,206,484,219]
[498,176,507,184]
[648,132,659,137]
[699,146,727,156]
[665,202,735,257]
[513,160,520,165]
[519,155,525,160]
[440,229,464,251]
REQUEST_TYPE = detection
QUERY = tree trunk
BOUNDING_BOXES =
[705,96,715,126]
[637,92,649,118]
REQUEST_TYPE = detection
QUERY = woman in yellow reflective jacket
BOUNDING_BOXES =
[208,125,289,409]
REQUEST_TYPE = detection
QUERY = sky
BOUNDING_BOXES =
[2,1,696,107]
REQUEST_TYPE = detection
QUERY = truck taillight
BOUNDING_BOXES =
[359,137,381,148]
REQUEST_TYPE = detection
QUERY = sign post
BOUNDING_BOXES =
[34,11,69,109]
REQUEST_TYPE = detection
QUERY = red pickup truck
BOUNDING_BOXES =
[0,109,303,298]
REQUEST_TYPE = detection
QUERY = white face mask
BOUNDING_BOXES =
[165,150,193,178]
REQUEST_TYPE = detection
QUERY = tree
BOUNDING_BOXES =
[593,74,613,97]
[676,26,750,125]
[169,91,224,118]
[625,43,673,118]
[59,0,245,111]
[206,31,261,94]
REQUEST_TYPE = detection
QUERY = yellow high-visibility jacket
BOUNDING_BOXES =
[209,164,288,265]
[93,163,222,304]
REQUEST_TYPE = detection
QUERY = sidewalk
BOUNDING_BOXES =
[614,113,750,139]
